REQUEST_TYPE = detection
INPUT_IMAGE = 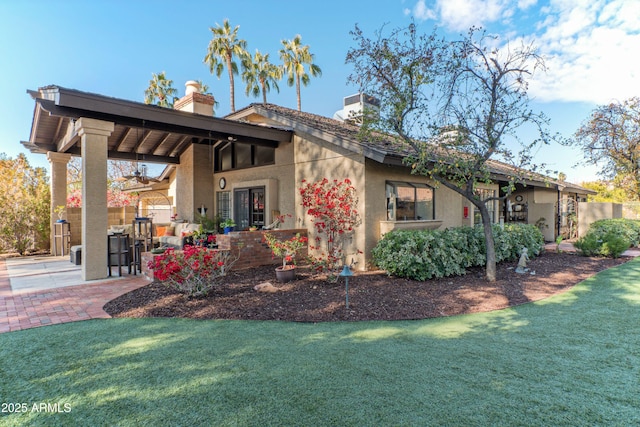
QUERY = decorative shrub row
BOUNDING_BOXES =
[589,219,640,247]
[371,224,544,280]
[574,218,640,258]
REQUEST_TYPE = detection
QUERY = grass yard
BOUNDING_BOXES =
[1,258,640,426]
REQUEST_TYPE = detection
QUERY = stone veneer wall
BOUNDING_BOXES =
[141,228,308,281]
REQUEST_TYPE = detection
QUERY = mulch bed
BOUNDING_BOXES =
[104,252,629,322]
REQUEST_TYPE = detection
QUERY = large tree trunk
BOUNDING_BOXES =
[478,203,497,282]
[261,80,267,105]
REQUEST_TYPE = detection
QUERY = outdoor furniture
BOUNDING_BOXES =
[154,221,200,249]
[107,233,131,277]
[131,240,142,274]
[70,245,82,265]
[133,218,153,251]
[132,218,153,274]
[53,221,71,256]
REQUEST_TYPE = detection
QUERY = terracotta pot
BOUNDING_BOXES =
[275,266,296,282]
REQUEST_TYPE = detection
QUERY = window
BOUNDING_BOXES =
[386,181,434,221]
[219,144,232,171]
[474,188,496,225]
[215,142,276,171]
[235,143,252,169]
[216,191,231,221]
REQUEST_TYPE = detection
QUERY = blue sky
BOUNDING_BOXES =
[1,0,638,183]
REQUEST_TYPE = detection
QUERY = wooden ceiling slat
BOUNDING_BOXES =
[113,126,133,151]
[147,132,171,155]
[170,135,191,157]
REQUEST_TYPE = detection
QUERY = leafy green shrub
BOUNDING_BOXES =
[600,234,630,258]
[589,219,640,247]
[574,233,601,257]
[574,218,638,258]
[501,223,545,260]
[372,224,544,280]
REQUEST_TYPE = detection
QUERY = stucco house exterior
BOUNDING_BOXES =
[23,83,592,279]
[155,96,593,268]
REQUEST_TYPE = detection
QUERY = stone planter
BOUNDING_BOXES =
[275,266,296,282]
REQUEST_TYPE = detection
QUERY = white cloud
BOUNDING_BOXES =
[405,0,640,104]
[409,0,528,31]
[406,0,437,21]
[518,0,537,8]
[530,0,640,104]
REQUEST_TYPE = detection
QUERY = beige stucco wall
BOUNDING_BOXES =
[534,187,558,204]
[213,139,297,228]
[528,203,555,241]
[294,134,368,270]
[578,202,623,237]
[176,144,214,222]
[362,160,493,267]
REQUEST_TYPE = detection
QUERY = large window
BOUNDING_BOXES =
[215,142,275,172]
[474,188,497,225]
[386,181,434,221]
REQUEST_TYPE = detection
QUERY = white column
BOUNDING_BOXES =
[76,118,114,280]
[46,152,71,255]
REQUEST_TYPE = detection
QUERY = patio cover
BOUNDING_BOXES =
[23,85,292,162]
[22,85,293,281]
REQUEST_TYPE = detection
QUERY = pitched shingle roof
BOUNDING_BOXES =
[229,103,594,194]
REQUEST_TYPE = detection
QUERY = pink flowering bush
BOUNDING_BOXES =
[299,178,362,278]
[148,245,232,297]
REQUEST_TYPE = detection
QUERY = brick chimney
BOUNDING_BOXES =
[173,80,215,116]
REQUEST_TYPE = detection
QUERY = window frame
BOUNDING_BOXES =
[386,181,435,221]
[473,188,497,225]
[214,142,276,172]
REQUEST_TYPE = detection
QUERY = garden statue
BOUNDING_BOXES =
[515,247,529,274]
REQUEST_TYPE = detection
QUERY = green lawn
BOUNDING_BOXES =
[2,259,640,426]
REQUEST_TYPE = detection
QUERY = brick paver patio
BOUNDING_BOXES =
[0,258,148,334]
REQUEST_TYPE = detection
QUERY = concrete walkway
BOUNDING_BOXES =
[544,241,640,257]
[0,256,148,334]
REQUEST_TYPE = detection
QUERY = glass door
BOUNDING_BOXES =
[251,188,265,227]
[234,187,265,230]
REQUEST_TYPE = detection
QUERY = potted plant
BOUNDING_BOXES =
[263,232,308,282]
[220,218,236,234]
[54,205,66,223]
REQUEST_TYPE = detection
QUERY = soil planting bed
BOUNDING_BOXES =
[104,252,628,322]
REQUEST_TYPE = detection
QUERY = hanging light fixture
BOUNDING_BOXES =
[116,122,160,185]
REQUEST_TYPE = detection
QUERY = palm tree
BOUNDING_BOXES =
[203,19,248,113]
[242,50,282,105]
[144,72,177,108]
[280,35,322,111]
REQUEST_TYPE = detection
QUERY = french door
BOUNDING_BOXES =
[234,187,265,230]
